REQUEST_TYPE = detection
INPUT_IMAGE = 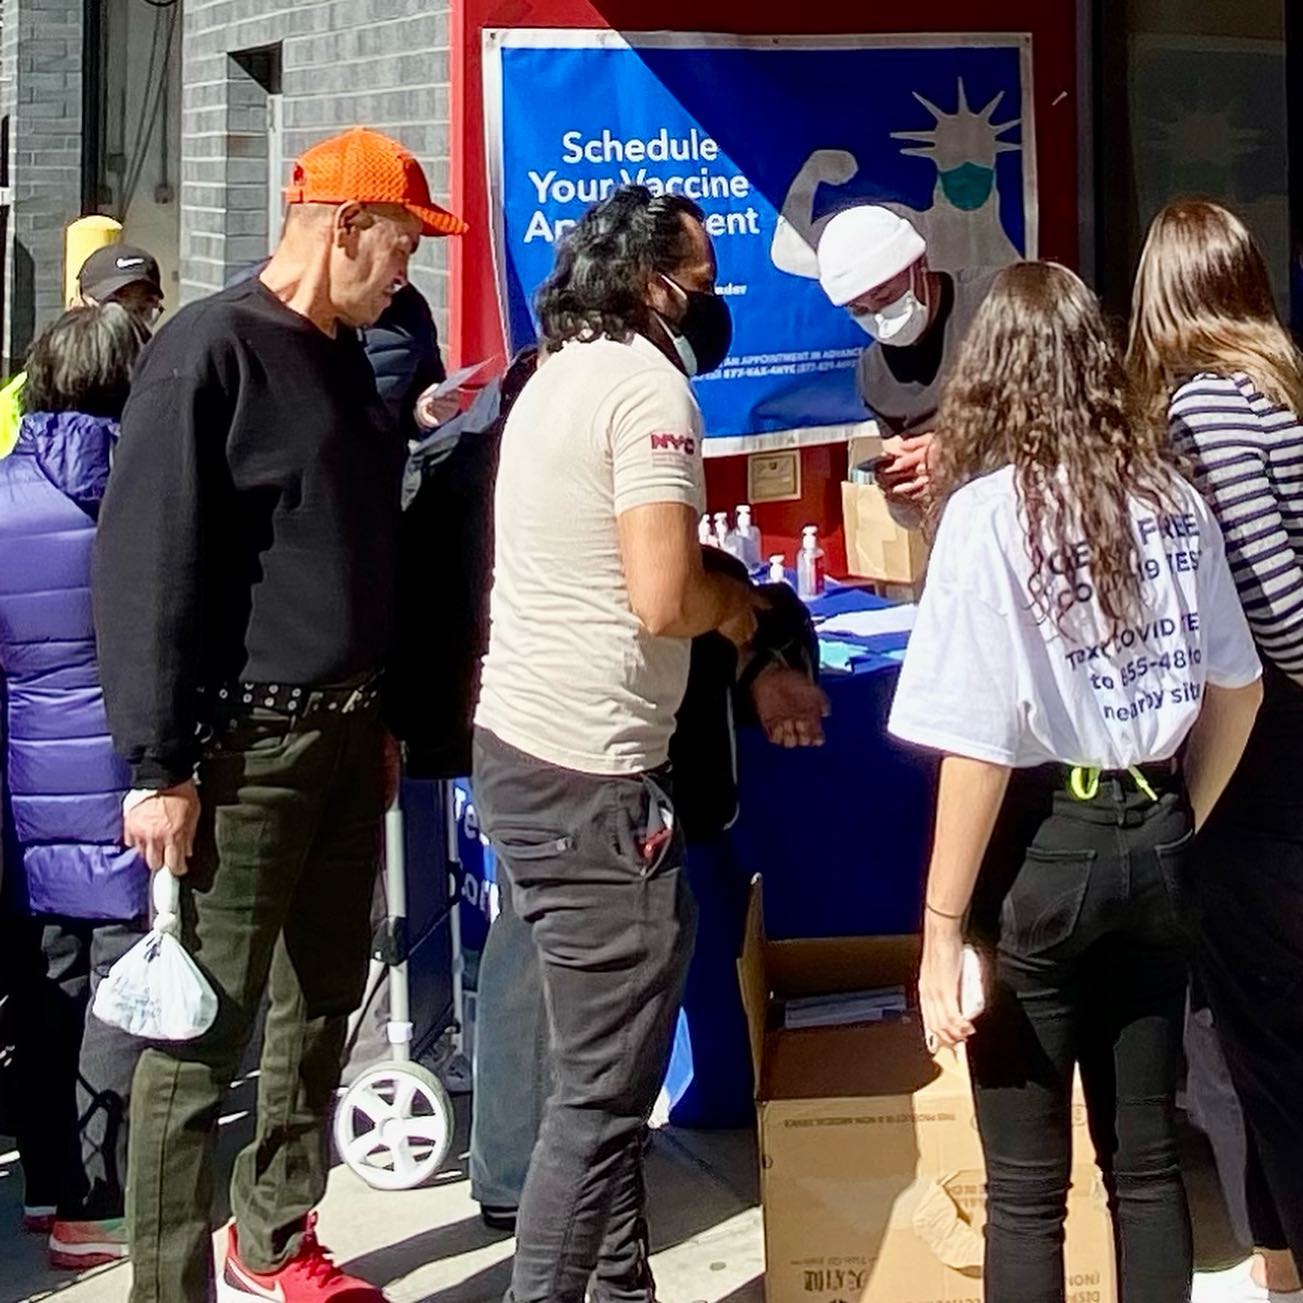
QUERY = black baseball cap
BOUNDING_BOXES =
[77,244,164,303]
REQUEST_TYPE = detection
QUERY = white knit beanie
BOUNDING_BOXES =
[817,206,927,306]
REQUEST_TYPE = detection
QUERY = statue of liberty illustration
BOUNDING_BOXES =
[771,78,1023,280]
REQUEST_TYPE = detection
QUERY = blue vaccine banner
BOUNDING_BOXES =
[483,30,1037,452]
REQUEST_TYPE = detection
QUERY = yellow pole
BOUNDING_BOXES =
[64,216,123,306]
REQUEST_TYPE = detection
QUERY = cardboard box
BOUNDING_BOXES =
[841,480,930,587]
[739,881,1116,1303]
[847,433,885,474]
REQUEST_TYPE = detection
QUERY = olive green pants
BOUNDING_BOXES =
[126,705,385,1303]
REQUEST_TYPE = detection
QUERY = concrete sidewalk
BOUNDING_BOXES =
[1,1080,1247,1302]
[1,1093,765,1303]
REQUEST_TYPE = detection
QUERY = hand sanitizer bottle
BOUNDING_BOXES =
[797,525,825,599]
[714,511,741,559]
[768,554,788,586]
[735,504,762,569]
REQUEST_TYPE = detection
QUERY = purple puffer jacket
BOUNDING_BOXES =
[0,410,147,920]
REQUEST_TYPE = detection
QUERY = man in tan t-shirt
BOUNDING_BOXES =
[473,186,754,1303]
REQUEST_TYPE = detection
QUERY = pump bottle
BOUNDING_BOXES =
[797,525,825,599]
[735,504,762,569]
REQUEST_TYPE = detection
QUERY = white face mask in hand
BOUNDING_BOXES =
[852,272,932,348]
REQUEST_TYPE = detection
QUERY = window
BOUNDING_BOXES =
[1094,0,1297,328]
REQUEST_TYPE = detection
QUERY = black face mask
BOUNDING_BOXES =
[661,276,733,377]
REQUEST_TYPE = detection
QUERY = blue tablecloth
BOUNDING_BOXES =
[727,585,935,940]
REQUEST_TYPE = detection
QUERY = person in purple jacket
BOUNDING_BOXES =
[0,302,150,1270]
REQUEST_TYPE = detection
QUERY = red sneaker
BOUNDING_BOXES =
[218,1215,386,1301]
[48,1217,128,1269]
[23,1205,57,1235]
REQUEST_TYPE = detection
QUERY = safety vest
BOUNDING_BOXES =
[0,372,26,459]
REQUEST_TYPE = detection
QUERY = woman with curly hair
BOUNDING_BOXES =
[889,261,1264,1302]
[1130,199,1303,1303]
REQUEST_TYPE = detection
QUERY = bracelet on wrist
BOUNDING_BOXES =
[925,901,965,922]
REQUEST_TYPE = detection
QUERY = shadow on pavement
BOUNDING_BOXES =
[341,1213,510,1282]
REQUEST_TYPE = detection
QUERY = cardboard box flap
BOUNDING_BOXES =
[762,1017,948,1101]
[848,432,885,472]
[767,934,921,998]
[739,876,769,1085]
[741,878,937,1102]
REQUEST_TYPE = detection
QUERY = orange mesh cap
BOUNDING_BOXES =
[285,127,467,237]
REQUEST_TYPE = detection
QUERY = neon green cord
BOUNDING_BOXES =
[1068,764,1158,802]
[1127,766,1159,802]
[1068,766,1100,801]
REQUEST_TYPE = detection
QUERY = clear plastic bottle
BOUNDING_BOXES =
[797,525,825,599]
[699,514,716,547]
[735,504,762,570]
[768,553,788,585]
[714,511,741,559]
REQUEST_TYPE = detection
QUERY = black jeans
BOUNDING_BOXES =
[1195,663,1303,1262]
[967,772,1194,1303]
[472,729,697,1303]
[8,914,146,1219]
[469,833,753,1212]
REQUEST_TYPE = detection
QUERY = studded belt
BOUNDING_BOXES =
[212,673,383,722]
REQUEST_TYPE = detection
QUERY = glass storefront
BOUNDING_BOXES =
[1094,0,1300,332]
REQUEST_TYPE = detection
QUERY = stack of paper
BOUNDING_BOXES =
[784,986,908,1030]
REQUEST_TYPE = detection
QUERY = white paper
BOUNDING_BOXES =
[816,604,918,639]
[425,358,495,400]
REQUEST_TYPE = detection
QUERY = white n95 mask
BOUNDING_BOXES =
[853,287,931,347]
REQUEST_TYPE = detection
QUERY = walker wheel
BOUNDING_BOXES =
[333,1062,453,1191]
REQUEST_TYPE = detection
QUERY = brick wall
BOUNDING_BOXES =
[181,0,453,335]
[0,0,84,369]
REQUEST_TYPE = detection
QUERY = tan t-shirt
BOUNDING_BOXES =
[475,333,707,774]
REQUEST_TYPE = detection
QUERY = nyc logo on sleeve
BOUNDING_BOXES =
[649,431,697,458]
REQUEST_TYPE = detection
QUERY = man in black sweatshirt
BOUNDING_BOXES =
[93,127,466,1303]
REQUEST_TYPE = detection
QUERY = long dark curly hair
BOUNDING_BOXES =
[930,261,1180,635]
[535,187,704,350]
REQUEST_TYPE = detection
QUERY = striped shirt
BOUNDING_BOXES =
[1169,372,1303,680]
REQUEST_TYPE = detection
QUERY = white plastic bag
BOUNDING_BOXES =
[93,870,218,1041]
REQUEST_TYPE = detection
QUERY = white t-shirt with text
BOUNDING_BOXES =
[888,466,1261,769]
[476,333,707,774]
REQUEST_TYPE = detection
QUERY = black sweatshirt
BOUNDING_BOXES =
[93,279,404,788]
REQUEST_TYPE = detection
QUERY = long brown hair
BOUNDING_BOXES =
[932,261,1178,634]
[1128,198,1303,424]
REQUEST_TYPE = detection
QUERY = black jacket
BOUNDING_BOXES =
[361,285,445,442]
[389,351,534,779]
[672,548,817,839]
